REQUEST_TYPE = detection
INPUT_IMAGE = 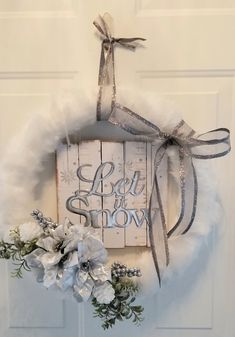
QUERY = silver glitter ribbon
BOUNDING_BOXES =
[108,103,231,285]
[93,15,231,285]
[93,14,146,120]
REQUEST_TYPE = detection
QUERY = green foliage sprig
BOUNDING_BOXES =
[92,266,144,330]
[0,227,37,278]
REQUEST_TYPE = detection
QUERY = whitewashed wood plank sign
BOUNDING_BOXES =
[56,140,168,248]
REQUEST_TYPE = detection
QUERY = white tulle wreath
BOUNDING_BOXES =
[0,88,221,296]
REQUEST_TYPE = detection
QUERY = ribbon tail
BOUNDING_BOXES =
[167,148,186,238]
[148,206,161,286]
[97,42,116,120]
[148,145,170,285]
[182,158,198,234]
[167,149,198,237]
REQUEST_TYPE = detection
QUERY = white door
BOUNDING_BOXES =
[0,1,234,337]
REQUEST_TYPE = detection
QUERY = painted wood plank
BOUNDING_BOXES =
[78,140,102,239]
[101,141,125,248]
[56,143,79,224]
[124,142,147,246]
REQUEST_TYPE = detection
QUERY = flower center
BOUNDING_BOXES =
[81,261,90,272]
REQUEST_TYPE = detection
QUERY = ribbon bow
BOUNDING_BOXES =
[108,103,231,285]
[93,14,146,120]
[93,14,231,285]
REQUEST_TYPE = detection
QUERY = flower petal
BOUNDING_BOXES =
[24,248,44,268]
[56,266,77,291]
[92,282,115,304]
[73,277,94,302]
[31,267,44,283]
[24,249,45,283]
[77,240,89,261]
[63,251,78,269]
[19,222,43,242]
[78,236,107,264]
[37,236,58,252]
[90,264,111,282]
[76,269,89,284]
[50,224,65,241]
[39,251,63,268]
[43,266,58,288]
[64,237,80,254]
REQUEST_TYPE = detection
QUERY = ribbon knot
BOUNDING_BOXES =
[165,137,178,147]
[103,38,115,45]
[93,14,146,120]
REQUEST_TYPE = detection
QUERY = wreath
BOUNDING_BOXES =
[0,14,230,330]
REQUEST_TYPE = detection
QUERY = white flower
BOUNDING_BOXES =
[77,235,107,266]
[19,222,43,242]
[92,282,115,304]
[36,218,86,255]
[73,234,110,302]
[24,217,112,303]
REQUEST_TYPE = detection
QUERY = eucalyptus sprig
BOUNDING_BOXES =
[92,263,144,330]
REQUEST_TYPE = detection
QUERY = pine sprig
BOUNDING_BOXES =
[92,277,144,330]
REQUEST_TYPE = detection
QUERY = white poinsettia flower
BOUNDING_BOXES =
[19,222,43,242]
[73,235,110,302]
[77,235,108,265]
[36,220,69,252]
[24,216,113,303]
[92,282,115,304]
[24,218,77,289]
[62,223,88,254]
[36,218,87,255]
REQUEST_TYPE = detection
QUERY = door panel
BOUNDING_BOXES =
[0,1,234,337]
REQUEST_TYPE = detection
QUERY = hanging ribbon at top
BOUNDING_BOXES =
[93,14,146,120]
[93,14,231,286]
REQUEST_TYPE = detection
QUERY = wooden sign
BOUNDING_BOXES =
[56,140,167,248]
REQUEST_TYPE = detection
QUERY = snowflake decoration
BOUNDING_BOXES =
[60,170,76,185]
[117,162,123,173]
[126,161,134,171]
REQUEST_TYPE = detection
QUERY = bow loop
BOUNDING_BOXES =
[93,14,112,40]
[189,128,231,159]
